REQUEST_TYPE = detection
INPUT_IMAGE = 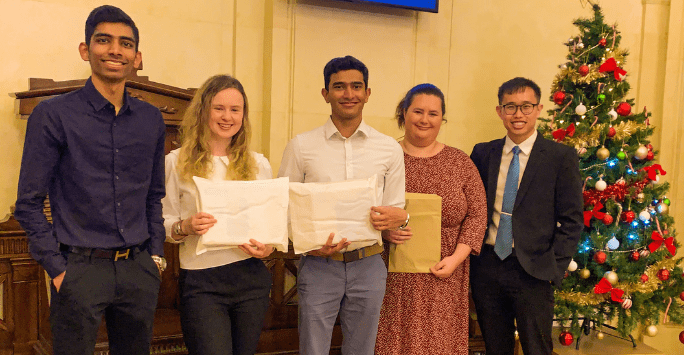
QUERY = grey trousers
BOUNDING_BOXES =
[297,253,387,355]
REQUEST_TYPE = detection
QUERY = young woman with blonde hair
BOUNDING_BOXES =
[162,74,274,355]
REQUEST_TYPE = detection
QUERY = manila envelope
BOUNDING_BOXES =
[388,193,442,273]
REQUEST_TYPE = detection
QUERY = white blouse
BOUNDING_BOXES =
[162,148,273,270]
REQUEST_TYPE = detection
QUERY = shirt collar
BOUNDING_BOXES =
[83,77,132,114]
[323,116,370,140]
[504,130,537,156]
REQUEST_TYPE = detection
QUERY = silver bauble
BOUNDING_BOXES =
[635,145,649,160]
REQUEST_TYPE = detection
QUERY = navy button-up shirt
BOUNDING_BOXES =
[15,78,166,278]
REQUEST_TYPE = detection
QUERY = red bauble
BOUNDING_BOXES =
[680,330,684,344]
[646,143,653,151]
[641,274,649,283]
[559,330,574,346]
[657,269,670,281]
[616,102,632,116]
[608,126,616,138]
[602,214,614,225]
[599,38,607,47]
[646,151,654,160]
[630,251,640,262]
[578,65,590,76]
[553,91,567,105]
[680,291,684,302]
[564,271,569,279]
[621,210,636,223]
[594,251,607,264]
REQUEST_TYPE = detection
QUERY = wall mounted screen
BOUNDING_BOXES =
[330,0,439,13]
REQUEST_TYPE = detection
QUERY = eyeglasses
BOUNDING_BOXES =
[500,103,539,115]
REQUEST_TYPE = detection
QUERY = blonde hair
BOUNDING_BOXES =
[177,74,257,181]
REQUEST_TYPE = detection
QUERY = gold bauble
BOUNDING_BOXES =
[657,203,669,215]
[646,325,658,337]
[605,271,619,285]
[597,332,605,340]
[596,147,610,160]
[579,268,591,279]
[636,193,645,203]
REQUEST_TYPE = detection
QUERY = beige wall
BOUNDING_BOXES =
[2,0,684,350]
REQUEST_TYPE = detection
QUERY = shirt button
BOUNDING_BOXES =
[115,175,119,180]
[120,229,124,233]
[113,123,117,127]
[115,149,119,153]
[117,202,121,207]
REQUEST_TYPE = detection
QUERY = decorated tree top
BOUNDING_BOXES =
[537,3,683,341]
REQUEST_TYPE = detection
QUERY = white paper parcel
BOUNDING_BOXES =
[192,176,289,255]
[288,175,381,254]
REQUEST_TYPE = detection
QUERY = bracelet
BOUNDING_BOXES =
[398,212,410,230]
[174,220,188,236]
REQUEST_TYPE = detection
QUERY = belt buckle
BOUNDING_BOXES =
[114,249,130,261]
[343,248,364,263]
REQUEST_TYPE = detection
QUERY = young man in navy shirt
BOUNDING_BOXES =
[15,5,166,355]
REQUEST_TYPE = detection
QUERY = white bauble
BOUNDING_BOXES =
[634,145,649,160]
[646,325,658,337]
[651,175,660,185]
[639,210,651,221]
[567,260,578,272]
[575,103,587,115]
[608,109,618,120]
[605,271,619,285]
[595,179,607,191]
[606,237,619,251]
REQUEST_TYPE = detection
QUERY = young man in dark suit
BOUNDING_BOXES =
[470,77,583,355]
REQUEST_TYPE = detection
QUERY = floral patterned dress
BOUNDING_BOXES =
[375,146,487,355]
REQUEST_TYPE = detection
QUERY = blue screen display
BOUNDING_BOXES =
[333,0,438,13]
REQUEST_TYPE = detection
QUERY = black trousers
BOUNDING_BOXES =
[470,245,554,355]
[50,249,161,355]
[179,257,272,355]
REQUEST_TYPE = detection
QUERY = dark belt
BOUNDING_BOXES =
[66,245,144,261]
[328,243,383,263]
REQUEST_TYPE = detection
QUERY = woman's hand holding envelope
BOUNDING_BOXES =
[382,227,413,245]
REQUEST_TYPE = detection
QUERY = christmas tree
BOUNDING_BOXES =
[537,2,684,344]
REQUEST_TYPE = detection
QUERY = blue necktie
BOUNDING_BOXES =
[495,146,520,260]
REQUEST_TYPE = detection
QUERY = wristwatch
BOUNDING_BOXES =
[151,255,167,272]
[174,219,188,236]
[398,212,410,230]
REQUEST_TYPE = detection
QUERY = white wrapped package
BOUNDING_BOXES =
[192,176,289,255]
[288,175,381,254]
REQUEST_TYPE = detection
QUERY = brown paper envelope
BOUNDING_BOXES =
[388,193,442,273]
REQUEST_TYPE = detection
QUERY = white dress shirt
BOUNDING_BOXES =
[486,130,537,246]
[162,148,273,270]
[278,118,406,251]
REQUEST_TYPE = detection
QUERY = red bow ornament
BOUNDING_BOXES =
[594,277,624,302]
[599,58,627,81]
[584,202,606,227]
[648,231,676,255]
[553,123,576,142]
[642,164,667,181]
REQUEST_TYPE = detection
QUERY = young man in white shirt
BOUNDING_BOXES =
[279,55,408,355]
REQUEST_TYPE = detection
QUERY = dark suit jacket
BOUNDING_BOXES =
[470,134,584,286]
